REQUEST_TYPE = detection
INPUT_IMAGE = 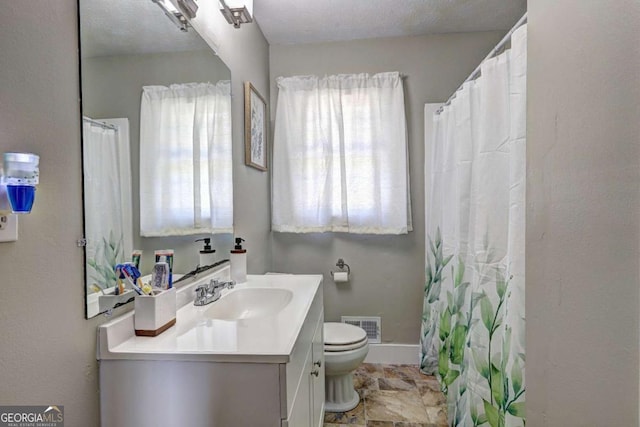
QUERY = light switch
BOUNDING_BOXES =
[0,214,18,242]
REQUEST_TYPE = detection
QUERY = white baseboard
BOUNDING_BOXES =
[363,343,420,365]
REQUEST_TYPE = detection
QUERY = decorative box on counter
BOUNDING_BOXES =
[134,287,176,337]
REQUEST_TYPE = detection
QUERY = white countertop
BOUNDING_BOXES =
[97,270,323,363]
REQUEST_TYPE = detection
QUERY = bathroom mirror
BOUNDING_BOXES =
[79,0,232,318]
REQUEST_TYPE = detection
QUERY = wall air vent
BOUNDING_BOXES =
[341,316,381,344]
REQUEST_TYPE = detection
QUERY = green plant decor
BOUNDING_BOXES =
[86,230,124,293]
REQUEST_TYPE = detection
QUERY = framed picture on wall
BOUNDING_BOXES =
[244,82,268,171]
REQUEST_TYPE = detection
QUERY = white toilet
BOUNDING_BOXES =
[324,322,370,413]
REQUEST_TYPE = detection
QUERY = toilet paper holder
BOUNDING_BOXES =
[330,258,351,279]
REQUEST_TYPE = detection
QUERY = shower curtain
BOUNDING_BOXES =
[83,118,133,297]
[420,25,526,427]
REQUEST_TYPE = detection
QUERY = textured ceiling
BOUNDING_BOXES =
[80,0,527,55]
[254,0,527,45]
[80,0,207,58]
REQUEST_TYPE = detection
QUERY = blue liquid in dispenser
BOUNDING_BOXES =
[7,185,36,213]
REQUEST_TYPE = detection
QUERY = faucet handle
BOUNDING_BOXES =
[227,280,236,289]
[195,285,207,299]
[209,278,221,290]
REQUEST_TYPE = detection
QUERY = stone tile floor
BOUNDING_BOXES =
[324,363,448,427]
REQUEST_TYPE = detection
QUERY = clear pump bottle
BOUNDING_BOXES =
[196,237,216,267]
[230,237,247,283]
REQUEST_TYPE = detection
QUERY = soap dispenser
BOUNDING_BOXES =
[196,238,216,267]
[230,237,247,283]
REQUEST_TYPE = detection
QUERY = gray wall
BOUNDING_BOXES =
[527,1,640,425]
[193,8,272,276]
[269,32,503,343]
[82,50,232,275]
[0,2,100,425]
[0,1,270,425]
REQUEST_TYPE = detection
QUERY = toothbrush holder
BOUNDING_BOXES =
[134,287,177,336]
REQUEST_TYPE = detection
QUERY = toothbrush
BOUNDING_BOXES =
[129,278,144,295]
[119,264,150,295]
[121,268,141,294]
[90,284,105,295]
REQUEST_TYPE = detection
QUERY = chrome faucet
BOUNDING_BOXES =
[193,278,236,306]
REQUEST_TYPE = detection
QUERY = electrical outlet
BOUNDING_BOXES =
[0,214,18,242]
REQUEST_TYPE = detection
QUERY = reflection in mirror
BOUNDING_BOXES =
[80,0,233,318]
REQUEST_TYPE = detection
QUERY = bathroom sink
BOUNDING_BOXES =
[204,288,294,320]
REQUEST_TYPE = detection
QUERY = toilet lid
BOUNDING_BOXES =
[324,322,368,346]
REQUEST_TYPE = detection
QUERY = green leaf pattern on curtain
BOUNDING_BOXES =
[421,230,525,426]
[86,230,124,291]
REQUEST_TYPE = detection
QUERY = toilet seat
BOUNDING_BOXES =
[324,322,368,352]
[325,339,368,352]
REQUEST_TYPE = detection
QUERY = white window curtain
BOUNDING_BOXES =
[139,81,233,236]
[272,72,411,234]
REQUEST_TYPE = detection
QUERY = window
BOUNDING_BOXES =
[272,72,411,234]
[139,81,233,236]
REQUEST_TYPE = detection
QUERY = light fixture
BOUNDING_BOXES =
[176,0,198,19]
[2,152,39,214]
[152,0,191,32]
[219,0,253,28]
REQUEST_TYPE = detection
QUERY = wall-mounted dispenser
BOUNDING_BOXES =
[0,153,39,243]
[2,152,39,214]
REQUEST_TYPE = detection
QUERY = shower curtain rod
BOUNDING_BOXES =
[83,116,118,132]
[435,12,527,115]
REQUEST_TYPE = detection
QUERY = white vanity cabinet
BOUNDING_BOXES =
[98,273,325,427]
[282,290,325,427]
